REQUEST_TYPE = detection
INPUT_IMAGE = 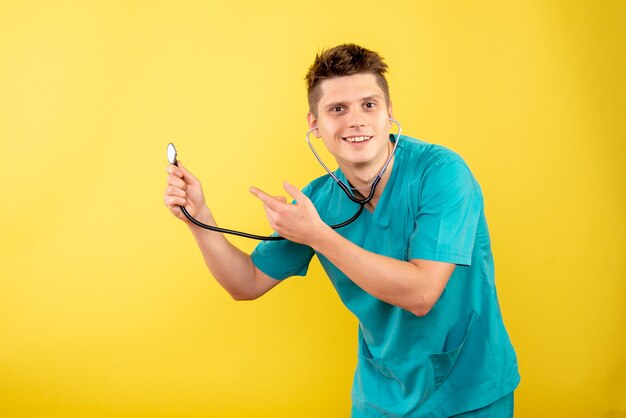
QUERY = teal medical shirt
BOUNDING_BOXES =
[251,136,520,417]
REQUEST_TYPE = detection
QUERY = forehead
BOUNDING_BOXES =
[317,73,385,106]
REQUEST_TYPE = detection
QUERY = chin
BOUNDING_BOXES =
[343,154,376,166]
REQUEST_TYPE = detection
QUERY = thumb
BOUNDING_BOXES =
[177,160,199,184]
[283,181,307,203]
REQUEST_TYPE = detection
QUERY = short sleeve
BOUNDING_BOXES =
[408,160,483,266]
[250,184,316,280]
[250,237,315,280]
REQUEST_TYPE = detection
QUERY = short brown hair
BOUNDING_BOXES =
[305,44,390,115]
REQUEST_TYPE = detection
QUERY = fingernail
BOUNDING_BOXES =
[284,181,290,187]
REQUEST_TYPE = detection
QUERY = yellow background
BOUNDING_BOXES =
[1,1,624,417]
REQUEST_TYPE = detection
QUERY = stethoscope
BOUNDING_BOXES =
[167,118,401,241]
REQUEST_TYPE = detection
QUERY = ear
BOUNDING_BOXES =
[387,100,394,120]
[307,112,321,138]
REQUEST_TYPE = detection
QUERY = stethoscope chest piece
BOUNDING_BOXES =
[167,143,178,165]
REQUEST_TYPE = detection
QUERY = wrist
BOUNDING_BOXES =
[185,206,215,229]
[310,224,337,253]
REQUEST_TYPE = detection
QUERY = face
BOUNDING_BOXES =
[307,73,393,170]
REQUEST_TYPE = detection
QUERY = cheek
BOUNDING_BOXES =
[320,136,337,150]
[376,112,390,125]
[317,123,338,142]
[376,116,392,133]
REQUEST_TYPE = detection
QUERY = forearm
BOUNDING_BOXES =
[311,227,435,316]
[186,207,258,300]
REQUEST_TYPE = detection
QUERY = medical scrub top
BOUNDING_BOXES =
[251,136,521,417]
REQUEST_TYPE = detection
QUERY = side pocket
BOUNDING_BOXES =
[359,331,394,379]
[429,312,477,388]
[355,330,405,407]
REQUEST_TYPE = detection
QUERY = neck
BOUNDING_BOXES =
[338,143,395,209]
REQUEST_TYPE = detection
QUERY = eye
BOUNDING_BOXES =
[330,106,344,113]
[364,101,376,109]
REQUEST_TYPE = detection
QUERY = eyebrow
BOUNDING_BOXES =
[325,94,383,109]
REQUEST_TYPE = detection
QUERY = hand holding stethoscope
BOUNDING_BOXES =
[164,157,213,228]
[164,119,401,241]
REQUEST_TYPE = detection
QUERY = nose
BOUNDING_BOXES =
[346,107,367,129]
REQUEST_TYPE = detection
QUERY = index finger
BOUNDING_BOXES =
[249,187,286,211]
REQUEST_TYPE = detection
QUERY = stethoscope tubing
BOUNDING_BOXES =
[180,205,287,240]
[305,118,401,204]
[177,119,402,240]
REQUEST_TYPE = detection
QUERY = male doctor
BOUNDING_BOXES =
[164,44,520,417]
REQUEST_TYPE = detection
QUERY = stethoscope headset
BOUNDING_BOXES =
[167,118,401,241]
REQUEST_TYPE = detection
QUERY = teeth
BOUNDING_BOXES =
[345,136,371,143]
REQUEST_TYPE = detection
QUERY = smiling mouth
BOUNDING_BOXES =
[343,135,372,143]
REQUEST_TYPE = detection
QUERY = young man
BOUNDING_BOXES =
[164,44,520,417]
